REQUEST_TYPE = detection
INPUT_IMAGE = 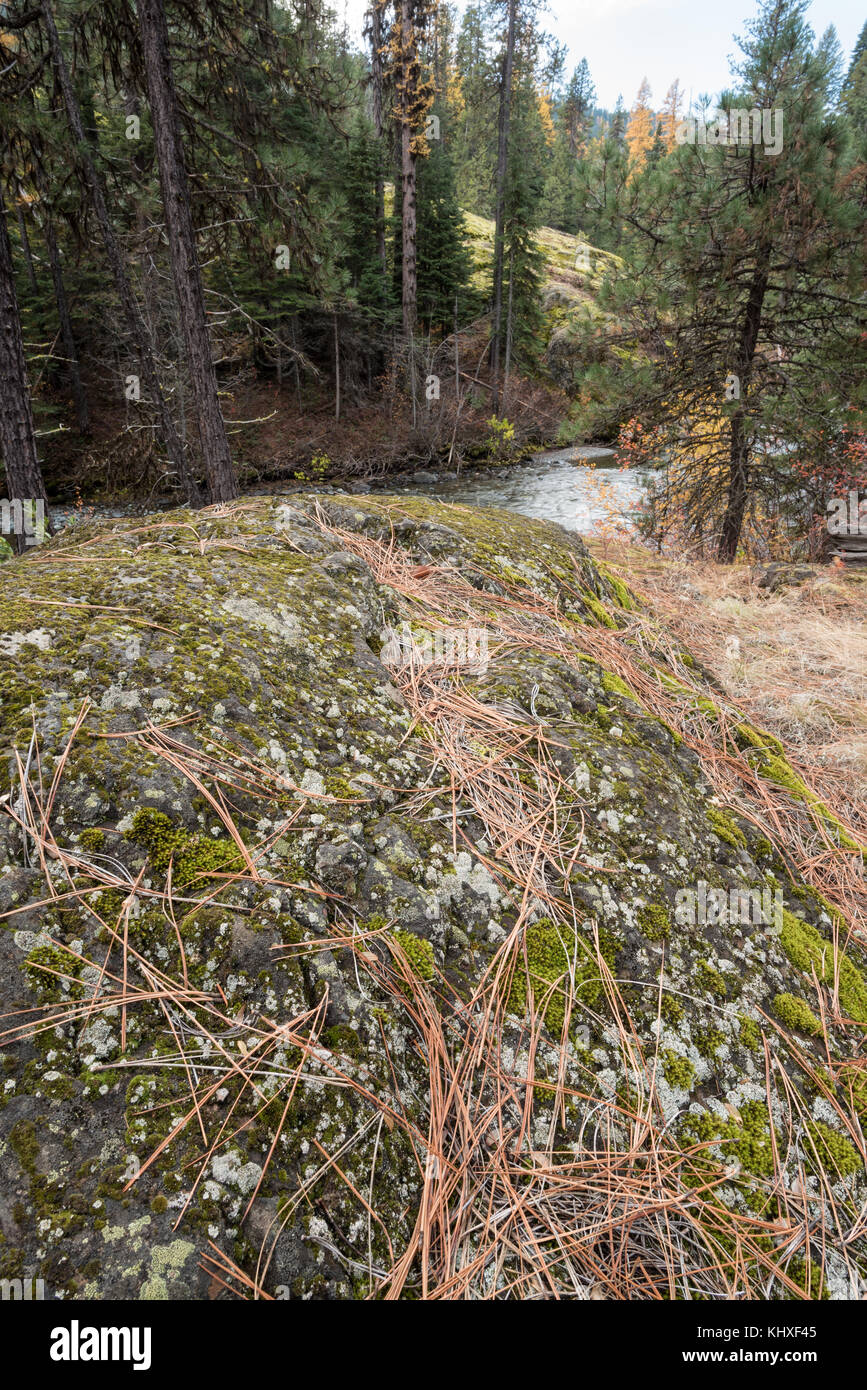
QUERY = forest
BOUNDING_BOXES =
[0,0,863,560]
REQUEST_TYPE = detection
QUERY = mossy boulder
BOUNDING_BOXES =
[0,493,863,1300]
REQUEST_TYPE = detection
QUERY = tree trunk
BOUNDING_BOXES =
[489,0,517,412]
[399,0,418,341]
[0,184,50,553]
[44,214,89,435]
[138,0,237,503]
[15,201,38,295]
[40,0,199,503]
[718,260,769,562]
[367,2,388,281]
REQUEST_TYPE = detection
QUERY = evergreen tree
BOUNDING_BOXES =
[572,0,865,560]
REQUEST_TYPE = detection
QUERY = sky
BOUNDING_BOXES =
[333,0,865,110]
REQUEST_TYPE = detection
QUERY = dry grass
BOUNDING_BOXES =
[591,543,867,837]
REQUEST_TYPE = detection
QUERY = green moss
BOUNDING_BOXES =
[392,930,435,983]
[735,722,785,757]
[150,1195,168,1214]
[739,1015,762,1050]
[696,959,728,999]
[660,994,684,1025]
[125,807,243,887]
[596,564,637,612]
[661,1051,695,1090]
[507,918,617,1034]
[324,1025,364,1059]
[78,828,106,853]
[753,757,861,851]
[601,670,634,700]
[707,807,747,850]
[580,592,617,629]
[694,1024,726,1059]
[682,1100,779,1178]
[780,910,867,1026]
[772,993,822,1037]
[24,943,84,1002]
[9,1119,39,1174]
[784,1256,828,1300]
[804,1120,861,1178]
[636,903,671,942]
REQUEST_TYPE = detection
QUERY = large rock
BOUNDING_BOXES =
[0,494,864,1300]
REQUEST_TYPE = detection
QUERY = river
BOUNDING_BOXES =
[392,445,649,537]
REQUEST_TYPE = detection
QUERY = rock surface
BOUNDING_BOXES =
[0,493,864,1300]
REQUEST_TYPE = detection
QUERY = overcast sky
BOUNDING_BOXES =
[333,0,865,110]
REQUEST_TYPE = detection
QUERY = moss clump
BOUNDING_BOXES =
[706,807,747,850]
[601,671,634,700]
[660,994,684,1025]
[597,565,636,612]
[9,1119,39,1174]
[696,959,728,999]
[784,1256,828,1300]
[694,1024,726,1059]
[150,1195,168,1214]
[780,910,867,1026]
[739,1015,762,1050]
[682,1101,778,1178]
[324,1025,364,1059]
[735,722,785,757]
[661,1051,695,1090]
[772,993,822,1037]
[392,930,435,983]
[507,918,617,1035]
[579,593,617,629]
[125,808,243,888]
[24,943,84,1002]
[78,828,106,853]
[804,1119,861,1178]
[636,903,671,942]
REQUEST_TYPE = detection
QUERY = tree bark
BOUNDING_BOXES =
[44,214,90,435]
[489,0,517,412]
[138,0,237,503]
[367,2,388,281]
[398,0,418,341]
[718,260,769,562]
[0,183,50,553]
[15,201,38,295]
[40,0,199,503]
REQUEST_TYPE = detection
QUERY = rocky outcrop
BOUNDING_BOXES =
[0,494,864,1300]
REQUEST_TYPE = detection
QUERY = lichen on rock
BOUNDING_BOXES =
[0,492,864,1301]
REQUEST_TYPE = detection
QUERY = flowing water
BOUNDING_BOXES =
[393,445,649,536]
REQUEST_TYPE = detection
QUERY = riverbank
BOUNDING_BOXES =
[591,540,867,843]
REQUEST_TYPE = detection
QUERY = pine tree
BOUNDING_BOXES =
[416,117,473,332]
[572,0,865,561]
[138,0,237,502]
[0,182,50,548]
